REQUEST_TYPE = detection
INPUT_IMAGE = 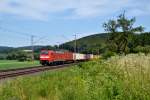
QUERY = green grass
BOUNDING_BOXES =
[0,54,150,100]
[0,60,40,70]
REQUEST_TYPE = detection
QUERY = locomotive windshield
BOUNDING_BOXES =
[41,51,48,55]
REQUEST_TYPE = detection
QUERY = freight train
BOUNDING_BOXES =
[40,50,98,66]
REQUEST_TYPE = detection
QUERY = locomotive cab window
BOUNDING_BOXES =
[41,51,49,55]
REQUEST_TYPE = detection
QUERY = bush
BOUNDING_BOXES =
[6,53,17,60]
[133,46,150,55]
[6,51,35,62]
[0,57,4,60]
[17,56,27,62]
[102,51,116,59]
[34,53,40,60]
[0,56,5,60]
[16,51,28,62]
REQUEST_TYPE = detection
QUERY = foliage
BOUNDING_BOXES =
[133,46,150,55]
[131,33,150,47]
[6,52,18,60]
[34,53,40,60]
[0,53,7,60]
[6,51,30,61]
[17,51,29,61]
[103,12,144,54]
[102,50,116,59]
[0,54,150,100]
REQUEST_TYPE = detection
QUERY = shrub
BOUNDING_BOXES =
[102,50,116,59]
[16,51,28,62]
[133,46,150,55]
[6,51,33,61]
[6,53,17,60]
[0,56,5,60]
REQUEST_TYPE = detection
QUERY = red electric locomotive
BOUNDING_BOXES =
[40,50,73,65]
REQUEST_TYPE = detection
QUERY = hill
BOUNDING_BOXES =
[61,33,108,54]
[0,46,13,52]
[61,32,150,54]
[16,45,45,50]
[15,45,47,52]
[0,46,47,53]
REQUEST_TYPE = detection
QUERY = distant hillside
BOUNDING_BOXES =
[61,32,150,54]
[65,33,107,46]
[0,46,14,59]
[0,46,13,52]
[61,33,108,54]
[16,46,45,51]
[0,46,46,53]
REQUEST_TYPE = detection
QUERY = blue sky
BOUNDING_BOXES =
[0,0,150,47]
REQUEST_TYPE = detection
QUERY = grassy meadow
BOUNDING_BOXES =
[0,54,150,100]
[0,60,40,70]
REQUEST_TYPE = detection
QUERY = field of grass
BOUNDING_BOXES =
[0,54,150,100]
[0,60,40,70]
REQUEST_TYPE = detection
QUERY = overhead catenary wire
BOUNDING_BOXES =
[0,27,87,53]
[0,27,36,37]
[0,28,32,47]
[0,27,51,45]
[60,35,72,42]
[0,27,66,53]
[0,27,38,61]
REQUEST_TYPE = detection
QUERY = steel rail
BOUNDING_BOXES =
[0,63,76,80]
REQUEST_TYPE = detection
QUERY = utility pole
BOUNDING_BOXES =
[74,34,77,53]
[61,44,63,50]
[73,34,77,62]
[56,42,60,50]
[31,35,34,61]
[73,33,81,53]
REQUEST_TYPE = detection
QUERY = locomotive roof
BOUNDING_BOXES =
[41,50,72,53]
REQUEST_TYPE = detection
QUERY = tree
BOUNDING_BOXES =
[16,51,27,61]
[103,12,144,54]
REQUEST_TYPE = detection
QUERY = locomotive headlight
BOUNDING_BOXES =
[40,56,49,58]
[45,56,49,58]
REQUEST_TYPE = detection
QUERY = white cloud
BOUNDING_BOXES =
[127,9,145,16]
[0,0,149,21]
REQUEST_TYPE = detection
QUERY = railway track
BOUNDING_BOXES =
[0,63,76,80]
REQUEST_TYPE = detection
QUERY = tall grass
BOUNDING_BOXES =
[0,54,150,100]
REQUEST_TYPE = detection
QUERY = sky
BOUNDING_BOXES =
[0,0,150,47]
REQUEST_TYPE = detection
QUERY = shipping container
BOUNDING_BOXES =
[73,53,85,60]
[85,54,93,60]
